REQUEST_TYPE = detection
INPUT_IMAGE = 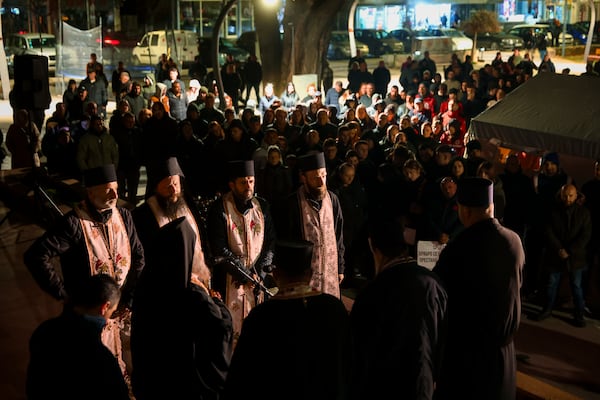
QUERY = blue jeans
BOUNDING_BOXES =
[545,269,585,313]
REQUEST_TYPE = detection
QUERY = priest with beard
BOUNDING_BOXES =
[207,160,276,344]
[132,157,212,292]
[273,152,345,298]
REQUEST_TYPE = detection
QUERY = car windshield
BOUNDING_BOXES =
[27,37,56,48]
[374,31,390,39]
[444,30,463,38]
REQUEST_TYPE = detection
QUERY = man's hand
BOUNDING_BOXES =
[558,248,569,260]
[338,274,344,283]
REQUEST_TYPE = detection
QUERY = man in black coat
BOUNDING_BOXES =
[131,217,233,400]
[24,165,145,375]
[27,275,129,400]
[433,178,524,400]
[534,184,592,327]
[223,240,352,400]
[351,215,447,400]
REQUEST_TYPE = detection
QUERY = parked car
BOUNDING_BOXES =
[5,32,56,75]
[388,28,415,53]
[328,31,370,60]
[507,24,574,47]
[411,27,473,51]
[468,31,524,50]
[354,29,404,56]
[566,22,600,44]
[197,37,249,67]
[132,30,198,68]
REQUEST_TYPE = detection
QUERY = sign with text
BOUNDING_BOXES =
[417,241,446,270]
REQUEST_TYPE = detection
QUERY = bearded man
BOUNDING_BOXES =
[24,164,145,376]
[273,152,345,297]
[207,160,276,342]
[132,157,212,289]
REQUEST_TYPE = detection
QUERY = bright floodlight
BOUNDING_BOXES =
[263,0,278,6]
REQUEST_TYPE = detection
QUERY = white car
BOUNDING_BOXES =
[5,33,56,74]
[412,28,473,52]
[439,28,474,51]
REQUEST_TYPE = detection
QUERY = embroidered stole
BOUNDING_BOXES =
[298,188,340,298]
[75,202,131,376]
[222,192,265,342]
[75,203,131,286]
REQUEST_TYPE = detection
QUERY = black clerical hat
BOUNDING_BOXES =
[228,160,255,180]
[153,157,184,182]
[297,152,326,172]
[457,177,493,207]
[83,164,117,187]
[273,239,314,275]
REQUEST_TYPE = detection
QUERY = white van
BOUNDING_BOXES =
[5,33,56,74]
[132,30,198,68]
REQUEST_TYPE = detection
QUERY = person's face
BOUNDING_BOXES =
[340,167,355,187]
[230,127,243,142]
[324,145,337,160]
[366,84,374,96]
[265,85,273,97]
[265,131,279,146]
[169,69,178,80]
[267,151,281,166]
[404,167,420,182]
[452,160,465,177]
[440,178,457,199]
[302,168,327,199]
[542,161,558,176]
[436,152,452,166]
[561,186,578,206]
[134,84,141,95]
[422,124,432,138]
[356,144,368,160]
[123,115,135,130]
[172,82,181,95]
[418,84,427,96]
[347,156,359,167]
[229,176,255,202]
[287,83,295,93]
[156,175,181,203]
[87,182,118,211]
[390,86,398,96]
[92,118,104,133]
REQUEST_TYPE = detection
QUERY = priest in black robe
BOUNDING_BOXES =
[131,217,233,400]
[433,178,524,400]
[222,239,352,400]
[350,215,448,400]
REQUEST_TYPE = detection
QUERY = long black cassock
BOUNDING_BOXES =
[433,218,524,400]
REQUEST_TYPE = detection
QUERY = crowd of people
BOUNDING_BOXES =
[15,48,600,400]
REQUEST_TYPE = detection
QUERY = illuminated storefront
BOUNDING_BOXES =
[178,0,255,39]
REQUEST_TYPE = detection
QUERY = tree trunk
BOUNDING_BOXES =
[255,0,346,94]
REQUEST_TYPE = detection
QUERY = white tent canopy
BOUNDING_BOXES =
[469,73,600,161]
